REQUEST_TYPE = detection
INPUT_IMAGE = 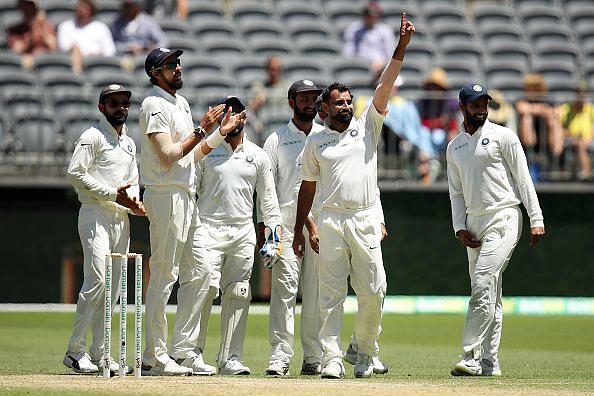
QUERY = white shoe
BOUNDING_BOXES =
[354,354,373,378]
[141,359,193,376]
[218,357,250,375]
[63,351,99,374]
[266,360,289,376]
[343,344,357,365]
[372,356,389,374]
[321,361,344,379]
[92,356,133,375]
[451,353,482,376]
[176,351,216,376]
[481,359,502,376]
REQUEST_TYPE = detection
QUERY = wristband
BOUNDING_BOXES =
[193,126,206,139]
[205,129,225,148]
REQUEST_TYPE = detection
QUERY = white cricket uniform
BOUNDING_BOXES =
[301,104,387,365]
[263,120,325,365]
[139,85,211,366]
[66,115,139,361]
[446,119,544,362]
[196,135,281,364]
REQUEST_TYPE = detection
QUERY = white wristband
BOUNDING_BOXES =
[205,129,225,148]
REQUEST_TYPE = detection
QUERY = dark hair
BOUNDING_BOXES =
[321,82,353,103]
[79,0,97,17]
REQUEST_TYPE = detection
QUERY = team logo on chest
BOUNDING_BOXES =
[481,138,490,146]
[349,129,358,137]
[127,145,133,153]
[245,155,254,164]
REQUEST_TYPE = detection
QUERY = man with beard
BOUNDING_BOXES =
[195,96,281,375]
[292,13,414,379]
[447,83,545,376]
[260,80,324,376]
[64,84,146,375]
[139,48,246,376]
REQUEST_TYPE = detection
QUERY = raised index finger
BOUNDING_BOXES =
[401,12,406,23]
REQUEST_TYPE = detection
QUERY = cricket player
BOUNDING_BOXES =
[447,82,545,376]
[139,47,245,376]
[292,13,415,379]
[195,96,281,375]
[64,84,145,374]
[261,80,325,376]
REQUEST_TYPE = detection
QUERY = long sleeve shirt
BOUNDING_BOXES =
[67,114,139,213]
[446,119,544,233]
[196,137,281,228]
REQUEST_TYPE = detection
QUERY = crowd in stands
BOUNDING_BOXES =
[1,0,593,183]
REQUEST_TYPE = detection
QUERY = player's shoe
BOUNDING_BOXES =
[354,354,374,378]
[343,344,388,374]
[176,350,216,376]
[218,356,251,375]
[321,361,345,379]
[481,359,502,376]
[451,353,482,376]
[63,351,99,374]
[300,361,321,375]
[92,356,133,375]
[140,359,193,376]
[372,356,389,374]
[266,360,289,376]
[343,343,357,365]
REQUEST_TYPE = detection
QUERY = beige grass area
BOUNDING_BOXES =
[0,375,591,396]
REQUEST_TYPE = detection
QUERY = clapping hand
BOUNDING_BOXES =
[219,108,247,136]
[200,104,225,133]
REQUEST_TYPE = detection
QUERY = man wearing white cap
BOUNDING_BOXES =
[195,96,281,375]
[261,79,324,376]
[293,13,415,379]
[64,84,145,374]
[447,82,545,376]
[139,47,245,376]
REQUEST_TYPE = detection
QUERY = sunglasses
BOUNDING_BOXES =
[155,59,180,71]
[105,99,131,108]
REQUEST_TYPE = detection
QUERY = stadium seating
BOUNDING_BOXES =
[32,53,72,76]
[0,51,24,72]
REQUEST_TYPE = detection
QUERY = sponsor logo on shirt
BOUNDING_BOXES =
[319,139,336,148]
[280,139,302,147]
[208,153,229,158]
[453,142,468,151]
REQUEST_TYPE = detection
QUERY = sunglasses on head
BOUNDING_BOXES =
[155,59,180,71]
[105,99,131,108]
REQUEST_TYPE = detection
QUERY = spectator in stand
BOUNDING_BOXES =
[560,81,594,181]
[57,0,116,73]
[7,0,57,69]
[111,0,169,56]
[417,67,459,160]
[247,56,291,145]
[515,73,563,181]
[144,0,188,19]
[487,90,516,131]
[342,1,396,80]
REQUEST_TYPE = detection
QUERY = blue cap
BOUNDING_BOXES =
[459,82,492,103]
[145,47,183,76]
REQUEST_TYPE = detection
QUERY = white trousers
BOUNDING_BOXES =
[142,187,211,366]
[201,221,255,362]
[67,205,129,360]
[268,206,322,365]
[317,207,386,365]
[462,206,522,361]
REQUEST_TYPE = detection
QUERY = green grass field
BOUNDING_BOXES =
[0,309,593,395]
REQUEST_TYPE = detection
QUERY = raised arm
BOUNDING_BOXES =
[372,12,415,114]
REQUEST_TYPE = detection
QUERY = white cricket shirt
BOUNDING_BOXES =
[301,104,385,211]
[67,114,139,212]
[196,137,281,227]
[446,119,544,232]
[263,120,324,209]
[139,85,196,193]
